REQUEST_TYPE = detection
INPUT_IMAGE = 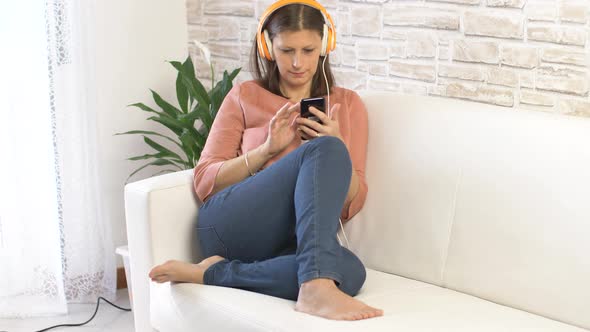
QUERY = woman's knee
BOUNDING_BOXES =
[306,136,352,171]
[194,226,230,259]
[314,136,348,155]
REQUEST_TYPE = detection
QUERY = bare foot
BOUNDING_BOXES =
[295,278,383,321]
[148,255,225,284]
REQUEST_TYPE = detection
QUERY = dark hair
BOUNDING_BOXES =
[250,4,335,99]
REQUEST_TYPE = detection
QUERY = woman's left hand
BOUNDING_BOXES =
[296,103,343,141]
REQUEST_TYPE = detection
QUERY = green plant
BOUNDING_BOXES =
[117,55,241,182]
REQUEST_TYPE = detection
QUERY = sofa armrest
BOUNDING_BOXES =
[124,169,201,332]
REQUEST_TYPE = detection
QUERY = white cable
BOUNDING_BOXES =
[339,218,350,249]
[323,54,350,249]
[322,55,330,118]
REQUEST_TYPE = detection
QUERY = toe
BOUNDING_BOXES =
[148,267,159,278]
[344,314,357,321]
[369,309,383,318]
[346,312,363,321]
[354,311,365,320]
[154,275,169,283]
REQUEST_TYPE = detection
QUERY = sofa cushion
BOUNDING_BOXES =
[345,92,590,330]
[346,92,479,287]
[442,104,590,329]
[149,269,586,331]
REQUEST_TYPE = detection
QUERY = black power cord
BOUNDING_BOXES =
[35,297,131,332]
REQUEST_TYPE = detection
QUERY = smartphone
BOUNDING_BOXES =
[300,97,325,123]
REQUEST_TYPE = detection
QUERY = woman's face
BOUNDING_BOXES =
[272,29,322,91]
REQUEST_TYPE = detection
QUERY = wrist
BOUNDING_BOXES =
[244,151,256,176]
[259,142,277,159]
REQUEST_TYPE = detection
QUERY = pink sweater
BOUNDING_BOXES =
[193,80,368,221]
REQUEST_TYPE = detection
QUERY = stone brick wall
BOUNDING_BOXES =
[186,0,590,116]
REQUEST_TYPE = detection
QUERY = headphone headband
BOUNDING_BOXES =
[256,0,336,61]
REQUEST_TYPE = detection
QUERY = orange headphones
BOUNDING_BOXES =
[256,0,337,61]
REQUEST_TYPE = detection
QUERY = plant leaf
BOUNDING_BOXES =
[114,130,183,150]
[209,84,224,120]
[222,68,241,95]
[143,136,184,161]
[187,103,213,132]
[175,71,189,114]
[182,57,196,108]
[178,129,195,168]
[127,152,188,166]
[209,68,241,119]
[127,102,165,117]
[179,128,205,168]
[148,115,185,136]
[182,56,197,82]
[181,104,208,129]
[169,61,211,112]
[190,124,207,148]
[151,89,182,118]
[172,57,198,108]
[121,58,241,182]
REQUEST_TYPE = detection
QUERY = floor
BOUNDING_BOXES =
[0,289,134,332]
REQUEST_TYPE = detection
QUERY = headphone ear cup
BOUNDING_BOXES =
[320,24,329,56]
[263,29,274,61]
[329,26,336,52]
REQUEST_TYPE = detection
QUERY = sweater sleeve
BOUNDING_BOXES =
[193,83,244,202]
[340,91,369,221]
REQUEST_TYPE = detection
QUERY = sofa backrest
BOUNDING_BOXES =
[344,92,590,330]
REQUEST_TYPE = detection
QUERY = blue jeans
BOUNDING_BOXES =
[195,136,366,301]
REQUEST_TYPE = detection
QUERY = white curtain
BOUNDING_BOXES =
[0,0,116,317]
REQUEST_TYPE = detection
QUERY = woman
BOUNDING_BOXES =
[149,1,383,321]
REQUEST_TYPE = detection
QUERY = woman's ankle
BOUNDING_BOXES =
[300,278,337,292]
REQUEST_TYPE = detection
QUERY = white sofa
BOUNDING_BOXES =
[124,92,590,332]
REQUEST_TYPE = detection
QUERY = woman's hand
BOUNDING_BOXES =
[262,102,300,157]
[296,103,342,141]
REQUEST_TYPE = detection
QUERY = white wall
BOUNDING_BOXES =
[187,0,590,116]
[94,1,188,266]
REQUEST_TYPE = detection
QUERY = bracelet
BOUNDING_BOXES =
[244,151,255,176]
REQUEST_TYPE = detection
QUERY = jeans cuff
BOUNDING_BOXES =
[202,259,228,285]
[298,270,344,287]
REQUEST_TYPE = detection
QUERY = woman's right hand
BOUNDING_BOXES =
[263,102,300,157]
